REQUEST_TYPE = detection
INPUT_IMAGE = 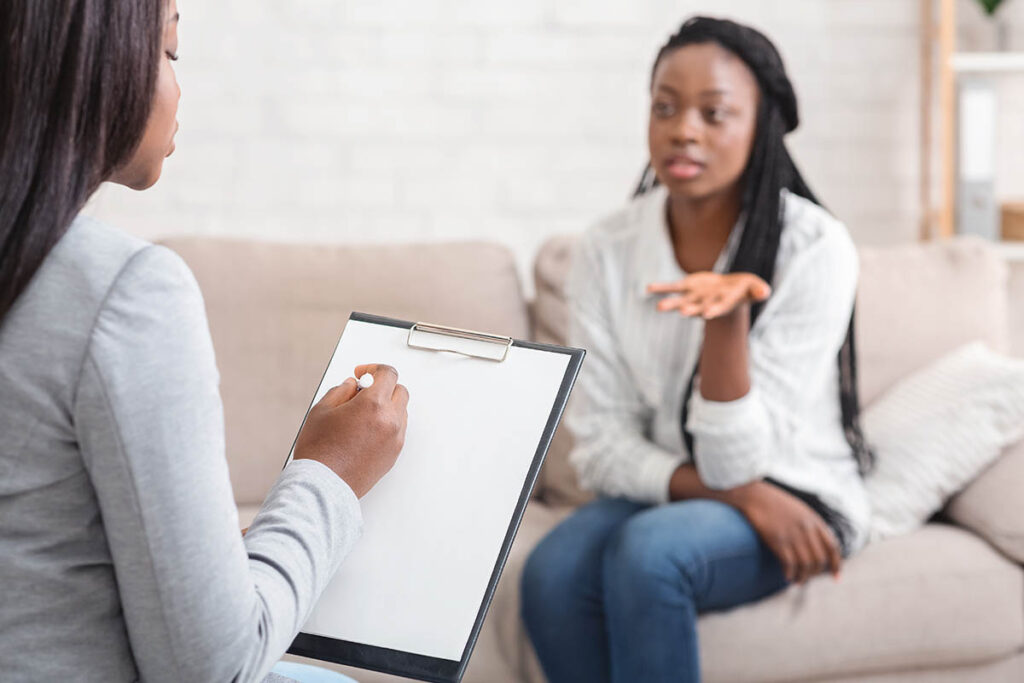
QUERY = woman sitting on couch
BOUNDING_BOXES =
[521,16,874,683]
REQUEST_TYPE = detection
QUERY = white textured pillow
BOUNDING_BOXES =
[864,342,1024,541]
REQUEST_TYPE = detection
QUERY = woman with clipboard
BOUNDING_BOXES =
[0,2,407,681]
[522,17,873,683]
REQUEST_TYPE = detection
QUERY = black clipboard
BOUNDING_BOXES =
[286,312,585,682]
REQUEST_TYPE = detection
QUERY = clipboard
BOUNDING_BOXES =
[284,312,585,682]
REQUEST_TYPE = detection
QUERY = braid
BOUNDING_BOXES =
[637,16,875,476]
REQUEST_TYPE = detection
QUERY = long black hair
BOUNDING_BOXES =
[0,0,165,321]
[636,16,874,476]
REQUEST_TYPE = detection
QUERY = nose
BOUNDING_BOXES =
[671,108,702,145]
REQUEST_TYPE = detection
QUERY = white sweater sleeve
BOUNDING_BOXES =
[686,226,859,490]
[566,239,685,504]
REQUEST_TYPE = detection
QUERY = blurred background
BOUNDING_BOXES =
[85,0,1024,288]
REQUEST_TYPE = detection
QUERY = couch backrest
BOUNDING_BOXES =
[532,235,1014,506]
[162,237,530,505]
[855,238,1011,404]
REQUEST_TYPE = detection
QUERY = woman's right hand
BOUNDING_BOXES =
[738,482,842,584]
[293,364,409,498]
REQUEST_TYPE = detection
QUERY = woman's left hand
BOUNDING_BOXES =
[647,272,771,320]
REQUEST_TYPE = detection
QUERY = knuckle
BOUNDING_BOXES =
[388,416,402,435]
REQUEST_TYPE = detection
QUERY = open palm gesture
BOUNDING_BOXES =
[647,272,771,320]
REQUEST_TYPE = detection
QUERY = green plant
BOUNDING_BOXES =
[976,0,1007,16]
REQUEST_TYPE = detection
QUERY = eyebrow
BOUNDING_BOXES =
[654,84,732,97]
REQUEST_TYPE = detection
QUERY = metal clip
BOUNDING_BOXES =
[407,322,513,362]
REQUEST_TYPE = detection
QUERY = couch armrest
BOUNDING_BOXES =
[946,439,1024,564]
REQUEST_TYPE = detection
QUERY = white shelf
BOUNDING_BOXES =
[995,240,1024,261]
[951,52,1024,73]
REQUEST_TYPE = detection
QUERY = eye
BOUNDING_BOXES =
[703,106,727,124]
[652,101,677,118]
[165,50,179,62]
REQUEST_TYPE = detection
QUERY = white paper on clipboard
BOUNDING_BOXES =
[292,317,572,662]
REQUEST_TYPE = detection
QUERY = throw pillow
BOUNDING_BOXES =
[863,342,1024,541]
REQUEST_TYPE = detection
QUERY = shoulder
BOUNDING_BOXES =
[40,215,197,312]
[775,191,858,285]
[81,223,216,397]
[88,233,207,350]
[4,215,197,346]
[40,215,206,351]
[1,215,207,412]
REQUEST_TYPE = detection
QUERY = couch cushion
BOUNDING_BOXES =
[161,238,530,505]
[1011,261,1024,357]
[820,653,1024,683]
[856,238,1010,406]
[486,501,574,683]
[947,438,1024,564]
[496,505,1024,683]
[237,504,261,530]
[532,237,591,508]
[697,524,1024,682]
[862,343,1024,541]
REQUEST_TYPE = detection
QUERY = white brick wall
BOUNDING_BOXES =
[85,0,1024,287]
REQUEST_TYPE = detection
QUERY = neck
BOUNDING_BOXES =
[666,184,743,249]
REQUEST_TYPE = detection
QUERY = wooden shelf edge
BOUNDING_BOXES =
[994,240,1024,260]
[951,52,1024,73]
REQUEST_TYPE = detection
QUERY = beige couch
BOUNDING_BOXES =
[163,235,1024,683]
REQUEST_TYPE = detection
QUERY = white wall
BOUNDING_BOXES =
[86,0,1003,284]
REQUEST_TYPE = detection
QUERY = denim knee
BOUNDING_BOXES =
[603,510,703,597]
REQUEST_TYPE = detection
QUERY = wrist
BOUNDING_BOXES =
[705,303,749,328]
[720,480,764,514]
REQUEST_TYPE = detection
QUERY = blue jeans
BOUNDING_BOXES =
[270,661,357,683]
[521,498,788,683]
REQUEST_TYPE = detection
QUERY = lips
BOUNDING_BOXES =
[167,121,179,158]
[664,155,705,180]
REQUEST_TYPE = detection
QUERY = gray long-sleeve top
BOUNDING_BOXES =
[0,216,363,682]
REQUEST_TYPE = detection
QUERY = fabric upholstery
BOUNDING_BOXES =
[947,438,1024,564]
[1010,261,1024,357]
[161,238,530,505]
[532,236,590,507]
[819,653,1024,683]
[497,513,1024,683]
[863,343,1024,540]
[855,237,1010,406]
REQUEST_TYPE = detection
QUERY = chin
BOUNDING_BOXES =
[661,179,717,200]
[659,174,737,203]
[128,164,164,191]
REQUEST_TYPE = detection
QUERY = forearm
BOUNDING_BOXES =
[570,417,686,505]
[698,306,751,401]
[668,463,767,510]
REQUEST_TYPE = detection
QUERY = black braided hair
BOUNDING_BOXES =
[635,16,874,477]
